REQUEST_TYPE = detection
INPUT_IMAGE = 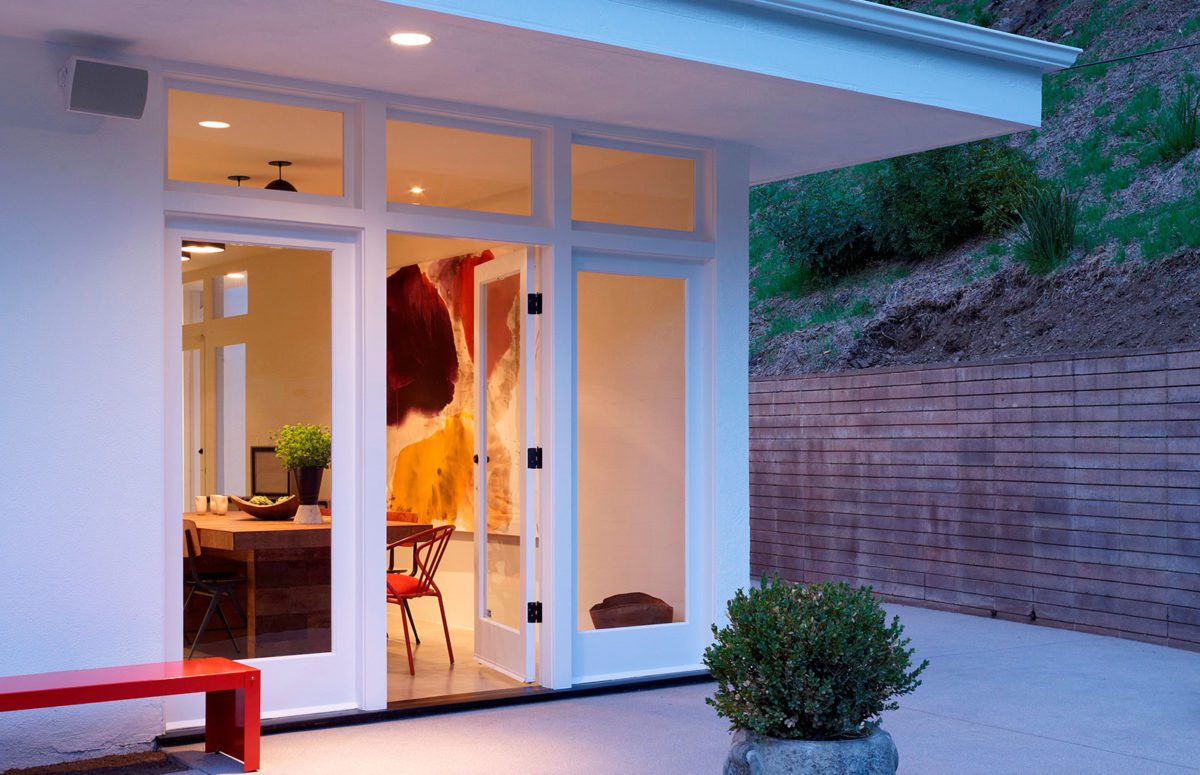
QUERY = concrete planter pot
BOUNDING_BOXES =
[724,728,899,775]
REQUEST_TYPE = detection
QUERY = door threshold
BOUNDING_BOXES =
[156,670,711,747]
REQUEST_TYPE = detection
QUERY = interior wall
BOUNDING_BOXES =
[244,250,332,500]
[0,35,167,770]
[182,248,332,501]
[576,272,687,629]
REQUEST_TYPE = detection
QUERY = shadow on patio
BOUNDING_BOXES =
[164,604,1200,775]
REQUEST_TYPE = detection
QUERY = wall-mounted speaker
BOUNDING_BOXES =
[62,57,148,120]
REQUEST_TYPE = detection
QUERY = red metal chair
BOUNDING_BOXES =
[386,524,455,675]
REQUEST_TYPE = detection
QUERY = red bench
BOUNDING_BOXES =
[0,658,260,772]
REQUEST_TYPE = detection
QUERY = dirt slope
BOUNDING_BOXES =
[750,0,1200,377]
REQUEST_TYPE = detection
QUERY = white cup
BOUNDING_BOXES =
[210,495,229,515]
[194,495,209,514]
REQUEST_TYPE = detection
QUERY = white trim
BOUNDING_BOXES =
[569,252,712,685]
[162,221,368,725]
[570,133,712,241]
[155,63,738,715]
[572,663,706,685]
[472,250,537,682]
[728,0,1080,72]
[394,0,1078,73]
[163,77,363,209]
[384,108,550,225]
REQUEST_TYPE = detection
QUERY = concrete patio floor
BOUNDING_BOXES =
[167,604,1200,774]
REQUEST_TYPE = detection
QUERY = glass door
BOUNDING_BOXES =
[473,249,536,682]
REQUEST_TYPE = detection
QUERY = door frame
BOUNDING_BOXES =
[565,251,713,684]
[163,219,373,727]
[472,249,537,683]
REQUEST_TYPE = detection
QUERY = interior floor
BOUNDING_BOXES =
[387,622,523,704]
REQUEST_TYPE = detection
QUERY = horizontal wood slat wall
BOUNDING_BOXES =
[750,347,1200,651]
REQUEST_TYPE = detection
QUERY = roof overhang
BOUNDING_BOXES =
[0,0,1078,183]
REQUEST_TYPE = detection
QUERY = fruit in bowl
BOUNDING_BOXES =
[230,494,300,520]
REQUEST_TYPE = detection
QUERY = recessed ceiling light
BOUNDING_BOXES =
[409,186,425,194]
[182,241,226,254]
[198,120,230,129]
[390,32,432,47]
[225,272,246,280]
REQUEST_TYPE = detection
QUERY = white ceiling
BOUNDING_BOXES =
[2,0,1043,182]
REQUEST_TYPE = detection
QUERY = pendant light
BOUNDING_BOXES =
[182,240,226,254]
[228,175,250,187]
[264,160,298,192]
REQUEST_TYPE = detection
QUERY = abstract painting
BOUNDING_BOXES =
[386,248,523,534]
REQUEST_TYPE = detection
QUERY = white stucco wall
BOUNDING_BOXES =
[0,31,754,766]
[0,35,167,769]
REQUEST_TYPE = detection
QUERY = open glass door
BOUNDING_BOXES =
[473,249,536,682]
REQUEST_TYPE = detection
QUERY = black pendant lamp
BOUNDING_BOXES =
[264,160,297,192]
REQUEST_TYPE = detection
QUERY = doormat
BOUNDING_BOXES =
[2,752,186,775]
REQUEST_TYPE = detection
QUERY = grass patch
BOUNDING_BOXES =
[1090,187,1200,260]
[1043,75,1077,117]
[1063,132,1112,188]
[751,243,820,302]
[1114,85,1162,138]
[1145,83,1200,164]
[1135,189,1200,259]
[1014,183,1080,274]
[807,295,845,326]
[847,296,874,318]
[1101,165,1136,197]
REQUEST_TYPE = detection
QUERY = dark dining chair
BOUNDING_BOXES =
[183,519,247,659]
[386,524,455,675]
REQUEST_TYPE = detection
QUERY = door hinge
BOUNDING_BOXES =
[527,601,543,624]
[527,292,543,315]
[527,447,543,469]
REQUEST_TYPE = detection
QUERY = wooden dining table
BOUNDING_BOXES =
[185,512,424,658]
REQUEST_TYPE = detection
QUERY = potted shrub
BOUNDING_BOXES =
[705,577,927,775]
[272,423,331,524]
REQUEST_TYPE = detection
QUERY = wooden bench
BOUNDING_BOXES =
[0,658,260,772]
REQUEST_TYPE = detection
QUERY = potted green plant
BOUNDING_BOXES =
[705,577,927,775]
[272,423,331,524]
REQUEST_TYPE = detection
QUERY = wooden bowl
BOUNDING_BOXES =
[230,495,299,520]
[589,592,673,629]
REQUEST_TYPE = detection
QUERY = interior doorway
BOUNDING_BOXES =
[384,233,539,704]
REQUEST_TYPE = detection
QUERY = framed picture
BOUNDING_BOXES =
[250,446,291,498]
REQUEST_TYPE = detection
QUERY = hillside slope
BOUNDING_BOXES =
[751,0,1200,377]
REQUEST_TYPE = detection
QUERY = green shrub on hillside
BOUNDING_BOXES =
[970,141,1042,235]
[750,140,1036,289]
[874,140,1037,258]
[752,170,878,286]
[1147,82,1200,164]
[1014,182,1080,274]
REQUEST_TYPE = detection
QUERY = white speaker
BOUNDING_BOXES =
[62,57,148,120]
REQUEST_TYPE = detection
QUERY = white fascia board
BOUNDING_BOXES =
[728,0,1080,72]
[385,0,1079,126]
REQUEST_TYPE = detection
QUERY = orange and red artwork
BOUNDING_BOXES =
[386,249,522,534]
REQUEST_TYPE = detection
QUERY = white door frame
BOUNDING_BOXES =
[472,249,537,682]
[566,251,713,684]
[163,219,373,727]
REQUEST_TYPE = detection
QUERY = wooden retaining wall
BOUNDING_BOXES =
[749,347,1200,651]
